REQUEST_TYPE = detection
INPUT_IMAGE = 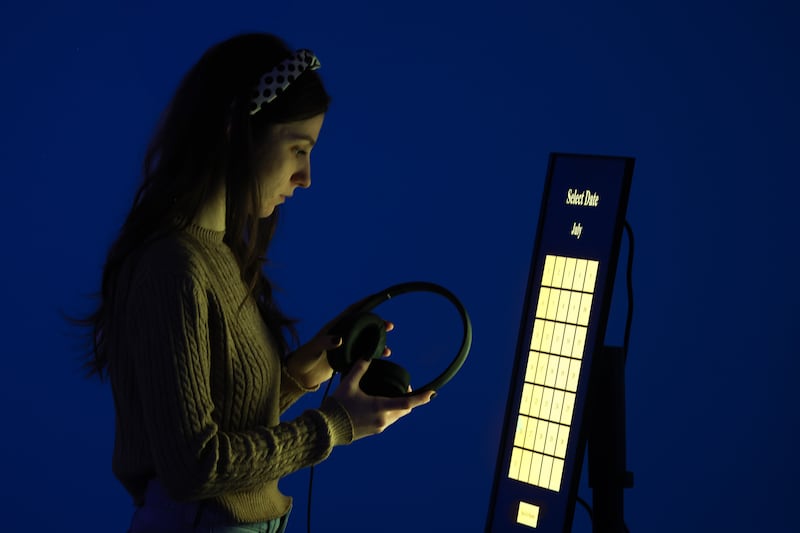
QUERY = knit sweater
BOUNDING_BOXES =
[107,221,354,523]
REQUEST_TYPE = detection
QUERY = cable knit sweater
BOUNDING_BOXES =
[107,221,354,523]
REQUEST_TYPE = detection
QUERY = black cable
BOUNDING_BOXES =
[621,220,634,533]
[622,221,634,533]
[622,221,635,364]
[577,495,631,532]
[577,496,631,532]
[576,495,594,523]
[307,374,336,533]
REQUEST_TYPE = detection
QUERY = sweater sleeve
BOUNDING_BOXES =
[125,265,353,502]
[278,362,318,413]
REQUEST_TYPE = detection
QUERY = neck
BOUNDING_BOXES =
[192,185,226,232]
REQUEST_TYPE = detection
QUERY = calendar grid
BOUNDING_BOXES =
[508,255,599,492]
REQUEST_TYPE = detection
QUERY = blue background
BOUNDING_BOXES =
[1,1,798,531]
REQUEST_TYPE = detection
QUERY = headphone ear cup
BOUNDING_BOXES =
[360,359,411,397]
[327,312,387,372]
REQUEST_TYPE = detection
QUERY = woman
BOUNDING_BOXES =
[76,32,433,532]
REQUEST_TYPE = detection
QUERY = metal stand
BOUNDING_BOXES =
[587,346,634,533]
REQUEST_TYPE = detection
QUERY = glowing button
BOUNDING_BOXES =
[561,393,576,425]
[566,360,581,392]
[534,420,547,453]
[573,259,587,291]
[550,458,565,492]
[555,425,569,458]
[520,449,533,484]
[540,388,554,419]
[584,260,599,292]
[563,257,577,288]
[541,255,555,286]
[539,456,554,489]
[566,292,581,324]
[555,358,569,389]
[536,287,550,319]
[517,501,540,528]
[526,351,540,383]
[531,386,544,417]
[524,417,538,449]
[530,320,544,351]
[572,327,587,359]
[551,390,565,421]
[546,289,560,321]
[556,291,569,322]
[552,323,566,355]
[544,422,559,455]
[514,416,528,447]
[509,447,522,480]
[544,358,559,389]
[541,321,555,353]
[520,383,533,415]
[535,354,549,385]
[561,325,576,357]
[552,256,566,287]
[530,453,543,486]
[578,293,593,326]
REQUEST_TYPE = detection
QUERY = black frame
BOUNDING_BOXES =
[486,152,634,532]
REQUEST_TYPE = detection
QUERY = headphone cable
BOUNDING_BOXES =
[622,220,635,364]
[307,374,337,533]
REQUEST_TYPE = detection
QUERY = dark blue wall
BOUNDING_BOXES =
[2,1,797,531]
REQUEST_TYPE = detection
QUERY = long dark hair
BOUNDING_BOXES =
[70,33,331,380]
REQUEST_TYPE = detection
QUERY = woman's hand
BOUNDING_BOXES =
[285,333,343,389]
[331,359,434,441]
[285,299,395,389]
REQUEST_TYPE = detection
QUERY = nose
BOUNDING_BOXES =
[292,160,311,189]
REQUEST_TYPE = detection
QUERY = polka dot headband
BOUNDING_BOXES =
[249,49,321,115]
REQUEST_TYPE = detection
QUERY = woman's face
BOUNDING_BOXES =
[256,113,325,218]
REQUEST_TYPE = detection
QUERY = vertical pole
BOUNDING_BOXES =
[587,345,632,533]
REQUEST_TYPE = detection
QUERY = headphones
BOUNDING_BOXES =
[326,281,472,397]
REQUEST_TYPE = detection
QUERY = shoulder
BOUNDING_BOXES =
[118,225,243,310]
[126,230,209,290]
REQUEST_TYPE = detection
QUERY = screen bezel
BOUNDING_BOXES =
[485,152,634,532]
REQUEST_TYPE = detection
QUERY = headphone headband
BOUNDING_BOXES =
[328,281,472,396]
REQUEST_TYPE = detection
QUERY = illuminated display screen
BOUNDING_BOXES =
[509,255,597,494]
[486,153,634,532]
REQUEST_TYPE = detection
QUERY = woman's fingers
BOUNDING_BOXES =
[382,321,394,357]
[340,359,371,389]
[331,361,435,441]
[375,390,434,413]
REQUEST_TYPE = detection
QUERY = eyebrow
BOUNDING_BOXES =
[285,132,317,146]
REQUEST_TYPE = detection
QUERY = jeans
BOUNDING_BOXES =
[127,478,290,533]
